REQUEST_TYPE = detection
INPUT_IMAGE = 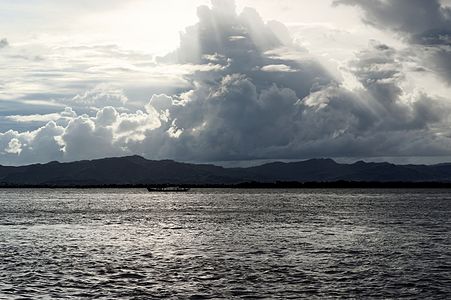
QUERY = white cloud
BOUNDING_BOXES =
[70,84,128,110]
[6,113,63,123]
[261,64,297,72]
[0,103,161,164]
[5,138,22,154]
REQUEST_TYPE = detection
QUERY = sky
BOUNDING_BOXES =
[1,0,451,166]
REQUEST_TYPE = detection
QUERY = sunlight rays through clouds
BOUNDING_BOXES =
[0,0,451,165]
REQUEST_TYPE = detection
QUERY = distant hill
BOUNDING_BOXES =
[1,155,451,186]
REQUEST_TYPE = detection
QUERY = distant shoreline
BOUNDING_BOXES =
[3,156,451,187]
[2,181,451,189]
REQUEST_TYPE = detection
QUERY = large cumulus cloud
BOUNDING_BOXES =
[160,0,333,98]
[136,39,451,161]
[1,0,451,165]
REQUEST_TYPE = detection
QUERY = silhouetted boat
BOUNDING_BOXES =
[146,186,190,192]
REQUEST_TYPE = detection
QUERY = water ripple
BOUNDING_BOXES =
[0,188,450,299]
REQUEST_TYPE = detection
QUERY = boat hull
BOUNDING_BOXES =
[146,187,190,192]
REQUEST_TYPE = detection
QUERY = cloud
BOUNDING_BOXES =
[334,0,451,83]
[5,138,22,154]
[333,0,451,36]
[162,0,333,100]
[135,40,451,161]
[1,0,451,165]
[261,64,298,73]
[161,0,303,64]
[69,84,129,114]
[0,104,162,165]
[0,121,65,165]
[138,74,302,161]
[0,38,8,49]
[0,43,192,120]
[5,108,77,124]
[6,113,63,123]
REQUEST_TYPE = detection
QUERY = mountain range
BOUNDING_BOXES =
[1,155,451,186]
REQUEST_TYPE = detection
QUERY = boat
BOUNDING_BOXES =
[146,186,190,192]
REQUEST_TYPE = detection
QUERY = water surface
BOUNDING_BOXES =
[0,189,450,299]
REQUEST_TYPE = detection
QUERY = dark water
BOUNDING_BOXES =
[0,189,450,299]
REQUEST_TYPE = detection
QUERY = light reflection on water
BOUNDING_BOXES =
[0,189,450,299]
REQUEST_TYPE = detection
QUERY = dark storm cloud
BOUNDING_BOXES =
[334,0,451,36]
[334,0,451,83]
[282,42,451,159]
[133,38,451,161]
